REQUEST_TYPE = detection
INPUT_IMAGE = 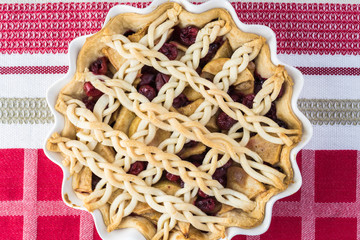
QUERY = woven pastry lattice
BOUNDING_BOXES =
[49,6,299,240]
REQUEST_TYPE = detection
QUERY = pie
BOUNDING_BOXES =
[47,3,302,240]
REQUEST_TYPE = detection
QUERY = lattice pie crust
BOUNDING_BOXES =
[47,3,302,240]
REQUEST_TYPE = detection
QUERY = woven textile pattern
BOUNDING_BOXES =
[0,1,359,240]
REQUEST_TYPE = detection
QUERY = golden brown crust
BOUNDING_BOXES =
[116,216,157,240]
[48,2,302,240]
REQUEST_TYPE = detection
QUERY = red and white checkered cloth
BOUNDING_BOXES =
[0,1,359,240]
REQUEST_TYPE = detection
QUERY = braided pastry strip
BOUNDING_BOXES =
[89,18,295,188]
[102,33,297,148]
[59,94,121,175]
[54,136,225,235]
[76,17,292,208]
[50,100,257,233]
[58,96,244,237]
[66,99,262,202]
[120,19,233,202]
[88,18,296,186]
[50,5,301,239]
[100,8,295,182]
[87,75,285,189]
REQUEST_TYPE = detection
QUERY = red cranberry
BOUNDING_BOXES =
[212,167,226,179]
[178,25,199,46]
[242,94,255,108]
[217,176,227,187]
[254,71,267,94]
[198,190,209,198]
[195,197,217,214]
[82,97,96,111]
[222,159,233,169]
[228,87,243,102]
[139,73,156,87]
[155,73,170,91]
[264,103,288,128]
[141,66,158,74]
[83,82,103,97]
[172,93,189,108]
[254,71,267,82]
[218,154,234,169]
[138,85,157,101]
[187,152,206,163]
[159,43,178,60]
[184,140,198,148]
[277,85,285,99]
[180,180,185,188]
[89,57,108,75]
[124,30,135,37]
[275,119,288,129]
[171,26,181,40]
[192,161,202,167]
[216,111,237,130]
[91,173,101,191]
[166,172,180,182]
[212,167,227,187]
[199,38,224,68]
[265,103,277,120]
[254,79,265,94]
[230,93,242,103]
[196,67,202,75]
[128,161,146,175]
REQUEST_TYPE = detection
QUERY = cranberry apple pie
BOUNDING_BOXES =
[47,3,302,240]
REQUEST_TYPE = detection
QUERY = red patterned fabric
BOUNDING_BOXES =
[296,67,360,76]
[0,1,359,240]
[0,2,359,54]
[0,149,359,239]
[0,66,69,75]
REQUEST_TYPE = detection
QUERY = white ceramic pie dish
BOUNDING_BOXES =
[43,0,313,239]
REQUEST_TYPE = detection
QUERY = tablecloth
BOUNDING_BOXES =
[0,1,359,240]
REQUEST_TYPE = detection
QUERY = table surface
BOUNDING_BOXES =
[0,1,359,240]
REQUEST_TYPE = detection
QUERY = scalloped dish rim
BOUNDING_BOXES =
[43,0,313,239]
